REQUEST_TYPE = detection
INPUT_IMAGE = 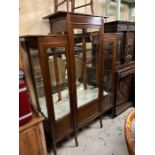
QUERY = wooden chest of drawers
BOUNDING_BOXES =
[19,115,47,155]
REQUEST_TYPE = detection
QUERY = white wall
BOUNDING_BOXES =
[19,0,52,35]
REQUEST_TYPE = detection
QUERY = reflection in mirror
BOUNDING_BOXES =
[46,47,70,120]
[74,28,100,107]
[29,49,47,117]
[104,41,113,93]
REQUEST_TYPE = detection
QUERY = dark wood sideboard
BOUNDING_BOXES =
[104,21,135,116]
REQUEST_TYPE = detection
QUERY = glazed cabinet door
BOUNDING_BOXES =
[104,33,123,65]
[21,37,47,117]
[37,36,73,139]
[102,37,116,112]
[72,27,102,126]
[103,36,116,92]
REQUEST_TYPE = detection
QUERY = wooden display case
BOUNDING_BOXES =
[20,11,108,155]
[20,35,75,155]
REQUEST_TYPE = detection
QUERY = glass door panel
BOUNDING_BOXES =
[29,48,47,117]
[103,39,115,95]
[74,28,100,107]
[46,47,70,120]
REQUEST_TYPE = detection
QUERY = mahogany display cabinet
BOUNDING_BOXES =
[20,11,116,155]
[43,11,116,114]
[104,21,135,116]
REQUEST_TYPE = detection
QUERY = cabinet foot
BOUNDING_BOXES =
[52,142,57,155]
[99,117,103,128]
[75,132,78,146]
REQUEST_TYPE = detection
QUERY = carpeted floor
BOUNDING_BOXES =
[48,108,133,155]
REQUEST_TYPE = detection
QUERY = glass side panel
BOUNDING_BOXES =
[103,41,114,93]
[46,47,70,120]
[29,49,48,117]
[74,28,100,107]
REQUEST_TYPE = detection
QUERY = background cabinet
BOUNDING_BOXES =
[104,21,135,116]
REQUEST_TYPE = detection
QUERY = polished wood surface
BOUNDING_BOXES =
[20,114,43,132]
[116,101,133,116]
[19,114,47,155]
[124,109,135,155]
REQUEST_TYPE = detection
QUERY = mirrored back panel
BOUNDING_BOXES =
[46,47,71,121]
[29,48,47,117]
[73,28,100,107]
[104,41,113,92]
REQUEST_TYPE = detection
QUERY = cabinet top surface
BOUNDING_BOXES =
[43,11,105,19]
[19,114,44,132]
[104,20,135,32]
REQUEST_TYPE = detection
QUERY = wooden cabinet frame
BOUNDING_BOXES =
[20,12,107,155]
